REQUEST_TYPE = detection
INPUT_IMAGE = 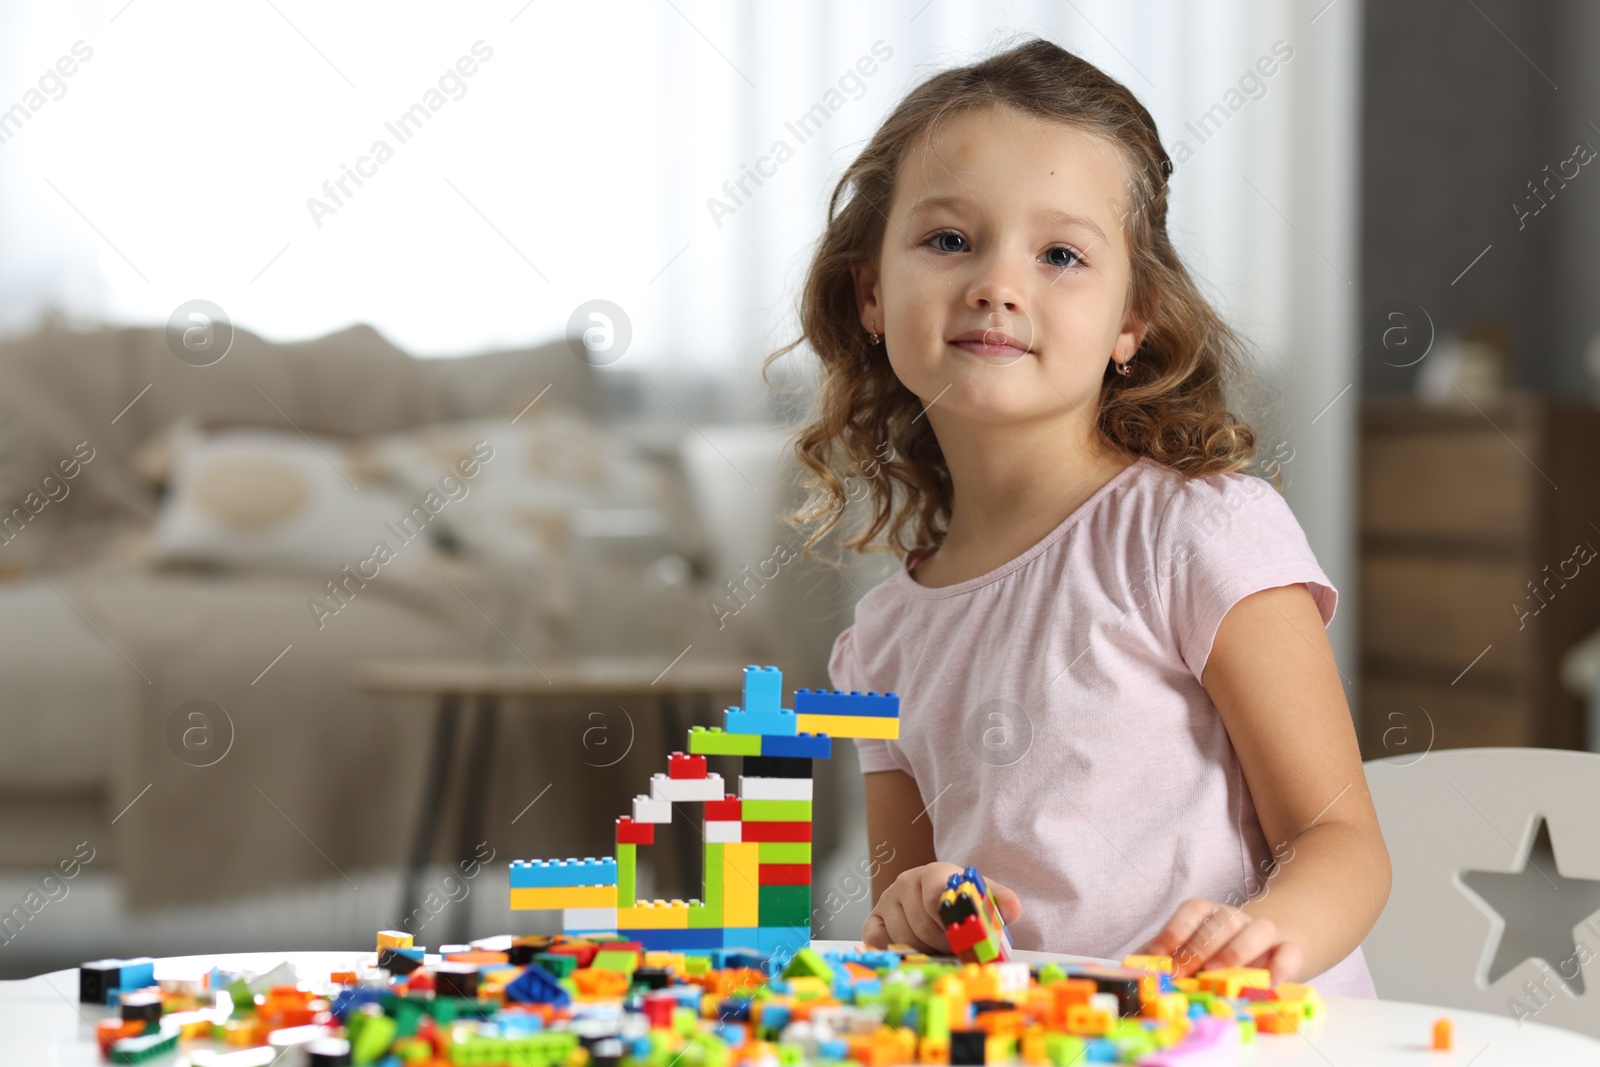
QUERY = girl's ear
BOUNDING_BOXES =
[851,261,883,332]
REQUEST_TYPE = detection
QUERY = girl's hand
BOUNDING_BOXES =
[1140,898,1304,983]
[861,862,1024,953]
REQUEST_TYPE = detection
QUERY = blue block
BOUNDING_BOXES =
[794,688,900,717]
[742,665,783,715]
[721,930,761,952]
[505,962,571,1006]
[724,706,798,737]
[119,959,155,992]
[510,857,618,888]
[1085,1037,1119,1061]
[756,926,810,956]
[760,732,831,759]
[619,927,725,951]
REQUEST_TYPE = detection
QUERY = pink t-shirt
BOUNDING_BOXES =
[828,455,1376,998]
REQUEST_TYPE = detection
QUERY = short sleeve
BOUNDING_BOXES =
[827,625,901,774]
[1154,473,1338,681]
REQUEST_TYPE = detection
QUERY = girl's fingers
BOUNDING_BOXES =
[1248,939,1304,985]
[1141,898,1221,956]
[861,911,890,949]
[897,895,951,953]
[986,879,1025,923]
[1197,916,1278,973]
[1170,907,1250,977]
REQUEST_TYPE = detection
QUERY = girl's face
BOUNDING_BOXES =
[855,104,1146,429]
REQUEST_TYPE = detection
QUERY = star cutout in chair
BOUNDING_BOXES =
[1458,816,1600,996]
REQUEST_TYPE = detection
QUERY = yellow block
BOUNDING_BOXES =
[1195,967,1271,999]
[510,884,618,910]
[1121,954,1173,973]
[376,930,414,950]
[795,713,899,740]
[724,842,760,927]
[617,900,691,929]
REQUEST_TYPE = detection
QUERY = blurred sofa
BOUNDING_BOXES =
[0,319,849,920]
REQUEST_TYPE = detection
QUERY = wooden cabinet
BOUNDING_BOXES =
[1358,396,1600,756]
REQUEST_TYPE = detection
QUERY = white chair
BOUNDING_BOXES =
[1363,747,1600,1037]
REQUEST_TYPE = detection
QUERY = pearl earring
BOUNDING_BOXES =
[868,320,881,345]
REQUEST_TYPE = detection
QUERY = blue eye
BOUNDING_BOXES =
[1046,246,1085,270]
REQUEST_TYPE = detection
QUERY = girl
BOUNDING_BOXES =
[764,37,1388,996]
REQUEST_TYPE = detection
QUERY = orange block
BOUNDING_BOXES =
[445,950,511,965]
[1432,1017,1453,1051]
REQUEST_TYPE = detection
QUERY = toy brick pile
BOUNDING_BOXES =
[509,666,900,956]
[79,929,1323,1065]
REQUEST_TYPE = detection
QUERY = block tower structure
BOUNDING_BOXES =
[509,665,899,958]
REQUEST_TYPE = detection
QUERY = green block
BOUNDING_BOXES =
[741,799,812,822]
[684,956,711,976]
[382,992,429,1037]
[688,727,762,756]
[1044,1034,1086,1067]
[109,1031,178,1064]
[533,952,576,978]
[348,1010,399,1063]
[758,842,811,864]
[758,884,811,928]
[688,903,724,928]
[781,946,834,983]
[591,949,639,974]
[617,843,636,906]
[922,994,950,1040]
[703,842,724,913]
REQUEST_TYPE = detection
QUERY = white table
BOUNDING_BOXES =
[2,942,1598,1065]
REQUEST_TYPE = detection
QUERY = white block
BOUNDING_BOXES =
[633,795,672,823]
[563,907,619,931]
[651,772,726,803]
[705,820,742,843]
[1089,992,1120,1016]
[738,775,813,801]
[995,961,1030,994]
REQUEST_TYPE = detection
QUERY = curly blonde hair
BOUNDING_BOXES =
[763,36,1270,565]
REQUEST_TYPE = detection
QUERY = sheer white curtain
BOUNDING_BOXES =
[0,0,1361,662]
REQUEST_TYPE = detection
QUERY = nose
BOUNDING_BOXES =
[966,250,1025,315]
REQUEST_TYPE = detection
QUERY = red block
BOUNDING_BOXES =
[668,752,707,779]
[758,863,811,886]
[741,820,811,843]
[945,914,984,955]
[705,795,742,821]
[545,941,600,967]
[596,940,644,960]
[616,817,655,845]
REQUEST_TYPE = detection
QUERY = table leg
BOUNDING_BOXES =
[404,692,461,933]
[449,693,500,945]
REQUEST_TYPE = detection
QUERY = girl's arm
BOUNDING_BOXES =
[1142,582,1392,981]
[864,769,938,900]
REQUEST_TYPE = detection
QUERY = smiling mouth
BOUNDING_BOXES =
[950,338,1030,358]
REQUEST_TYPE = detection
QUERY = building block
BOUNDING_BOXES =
[758,885,811,927]
[759,732,831,759]
[938,866,1013,965]
[706,820,742,843]
[617,843,636,905]
[737,776,813,801]
[742,665,783,715]
[687,903,724,928]
[743,754,814,779]
[795,712,898,740]
[741,799,812,822]
[376,931,413,950]
[758,863,811,886]
[668,752,707,779]
[650,772,726,803]
[688,726,762,757]
[724,706,799,737]
[618,900,693,929]
[79,959,155,1004]
[723,843,761,927]
[719,928,760,950]
[758,842,811,864]
[794,688,900,717]
[620,927,726,951]
[615,817,654,845]
[755,926,811,957]
[562,908,618,931]
[511,884,617,911]
[741,820,811,843]
[705,795,742,820]
[632,795,672,824]
[703,843,725,915]
[510,858,619,889]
